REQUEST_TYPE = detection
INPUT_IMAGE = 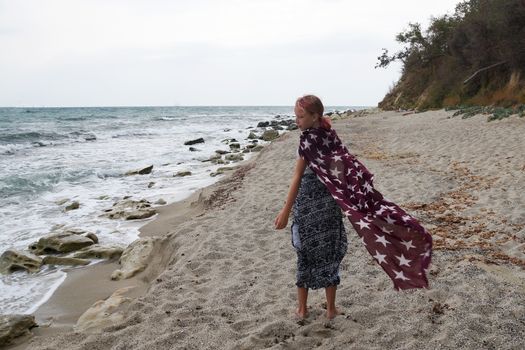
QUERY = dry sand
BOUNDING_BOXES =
[17,109,525,349]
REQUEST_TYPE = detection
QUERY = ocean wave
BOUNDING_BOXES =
[0,131,69,144]
[0,169,95,198]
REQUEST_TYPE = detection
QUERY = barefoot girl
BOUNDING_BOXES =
[275,95,432,320]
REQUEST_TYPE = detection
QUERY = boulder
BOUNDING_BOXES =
[188,147,200,152]
[174,171,192,177]
[247,131,258,139]
[0,315,37,346]
[147,182,155,188]
[102,199,156,220]
[215,150,229,155]
[225,154,244,162]
[42,256,90,266]
[257,121,270,127]
[261,130,279,141]
[287,124,298,130]
[272,125,284,130]
[251,145,265,152]
[125,165,153,176]
[74,286,135,333]
[69,245,124,260]
[29,229,95,255]
[64,201,80,211]
[155,198,167,205]
[0,250,43,274]
[111,237,160,280]
[229,143,240,150]
[184,137,204,145]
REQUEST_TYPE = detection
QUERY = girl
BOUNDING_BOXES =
[274,95,348,320]
[275,95,432,320]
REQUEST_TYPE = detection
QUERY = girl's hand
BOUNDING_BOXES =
[274,208,289,229]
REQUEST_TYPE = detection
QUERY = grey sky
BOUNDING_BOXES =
[0,0,460,107]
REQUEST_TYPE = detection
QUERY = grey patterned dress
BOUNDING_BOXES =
[290,165,348,290]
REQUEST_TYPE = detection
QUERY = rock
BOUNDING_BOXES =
[64,201,80,211]
[85,233,99,244]
[42,256,90,266]
[125,165,153,176]
[213,158,226,164]
[29,230,95,255]
[251,145,265,152]
[272,125,284,130]
[245,144,256,149]
[102,199,156,220]
[242,149,250,153]
[75,286,135,333]
[69,245,124,260]
[229,143,240,150]
[188,147,200,152]
[97,195,110,200]
[287,124,298,130]
[147,182,155,188]
[257,121,270,127]
[0,250,43,274]
[0,315,37,346]
[210,166,237,177]
[215,149,230,155]
[221,138,238,144]
[184,137,205,145]
[247,131,258,139]
[174,171,192,177]
[261,130,279,141]
[225,154,244,162]
[155,198,167,205]
[111,237,160,280]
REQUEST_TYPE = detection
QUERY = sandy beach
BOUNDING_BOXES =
[13,109,525,349]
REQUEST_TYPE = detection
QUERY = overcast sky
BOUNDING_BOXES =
[0,0,461,107]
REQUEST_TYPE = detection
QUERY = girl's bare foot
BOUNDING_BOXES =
[326,308,341,320]
[295,308,308,320]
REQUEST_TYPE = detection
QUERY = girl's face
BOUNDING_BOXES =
[294,105,319,131]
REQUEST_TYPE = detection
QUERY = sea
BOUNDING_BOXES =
[0,105,361,315]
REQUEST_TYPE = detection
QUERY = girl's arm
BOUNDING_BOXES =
[274,157,307,229]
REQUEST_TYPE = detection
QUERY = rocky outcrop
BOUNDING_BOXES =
[225,154,244,162]
[111,237,160,280]
[210,166,237,177]
[0,315,37,346]
[125,165,153,176]
[102,199,156,220]
[29,229,96,255]
[174,171,192,177]
[184,137,205,145]
[261,130,279,141]
[69,244,124,260]
[0,250,42,274]
[74,286,135,333]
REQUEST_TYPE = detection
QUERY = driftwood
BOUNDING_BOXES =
[463,60,508,84]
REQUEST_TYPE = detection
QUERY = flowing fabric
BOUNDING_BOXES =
[297,126,432,290]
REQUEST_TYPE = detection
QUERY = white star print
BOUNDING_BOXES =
[332,154,342,162]
[302,139,311,150]
[356,219,371,230]
[396,254,412,267]
[401,240,416,251]
[309,134,318,141]
[394,270,410,281]
[373,251,387,264]
[380,226,393,234]
[420,250,431,258]
[331,167,341,179]
[363,181,373,193]
[360,236,367,246]
[356,170,363,178]
[385,215,396,225]
[335,188,344,194]
[402,215,412,222]
[322,137,331,147]
[315,157,325,164]
[375,234,391,247]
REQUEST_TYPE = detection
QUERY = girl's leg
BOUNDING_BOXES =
[296,287,308,318]
[325,285,339,319]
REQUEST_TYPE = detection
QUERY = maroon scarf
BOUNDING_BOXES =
[298,126,432,290]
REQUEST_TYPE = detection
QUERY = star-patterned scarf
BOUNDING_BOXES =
[298,126,432,290]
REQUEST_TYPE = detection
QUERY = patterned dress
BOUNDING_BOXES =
[290,165,348,290]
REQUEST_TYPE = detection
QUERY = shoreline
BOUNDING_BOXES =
[10,109,525,349]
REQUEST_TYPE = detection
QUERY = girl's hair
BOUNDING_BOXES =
[295,94,332,130]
